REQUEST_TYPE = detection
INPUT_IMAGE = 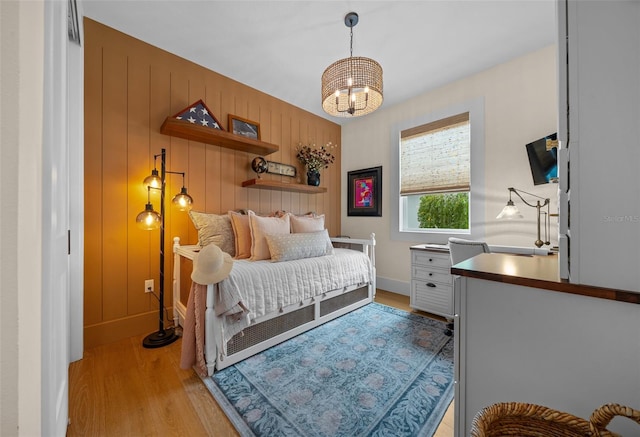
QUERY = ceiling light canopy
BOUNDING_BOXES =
[321,12,383,117]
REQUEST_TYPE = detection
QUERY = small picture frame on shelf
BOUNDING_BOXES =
[347,166,382,217]
[228,115,260,140]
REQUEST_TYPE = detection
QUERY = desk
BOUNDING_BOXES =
[452,253,640,436]
[452,253,640,304]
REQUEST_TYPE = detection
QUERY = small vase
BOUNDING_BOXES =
[307,170,320,186]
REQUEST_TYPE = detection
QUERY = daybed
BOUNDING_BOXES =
[171,211,376,376]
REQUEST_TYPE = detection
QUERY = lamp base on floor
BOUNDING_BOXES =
[142,327,179,348]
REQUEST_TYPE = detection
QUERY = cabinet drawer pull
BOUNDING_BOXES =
[428,273,433,276]
[426,282,436,288]
[429,258,433,262]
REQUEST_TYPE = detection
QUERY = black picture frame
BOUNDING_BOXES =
[347,166,382,217]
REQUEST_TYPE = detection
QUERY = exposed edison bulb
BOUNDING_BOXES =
[335,90,340,97]
[364,86,370,94]
[143,169,162,189]
[136,204,161,230]
[172,187,193,212]
[351,93,356,102]
[143,213,158,227]
[173,195,191,211]
[347,77,353,87]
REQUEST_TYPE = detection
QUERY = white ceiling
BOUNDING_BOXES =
[82,0,557,125]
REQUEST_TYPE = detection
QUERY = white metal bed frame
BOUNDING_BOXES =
[172,234,376,375]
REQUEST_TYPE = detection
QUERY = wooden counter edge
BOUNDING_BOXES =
[452,263,640,305]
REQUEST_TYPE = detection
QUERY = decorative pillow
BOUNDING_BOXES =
[289,214,334,255]
[290,214,325,233]
[266,230,332,262]
[271,210,290,218]
[188,211,235,257]
[248,211,291,261]
[229,210,252,259]
[273,210,314,219]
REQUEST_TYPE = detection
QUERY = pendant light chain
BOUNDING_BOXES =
[350,23,353,58]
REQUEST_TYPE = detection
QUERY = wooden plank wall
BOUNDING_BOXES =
[84,18,341,348]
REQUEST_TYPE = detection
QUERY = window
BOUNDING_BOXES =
[390,98,484,243]
[400,112,470,232]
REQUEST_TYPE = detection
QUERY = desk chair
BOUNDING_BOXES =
[448,237,490,265]
[446,237,490,336]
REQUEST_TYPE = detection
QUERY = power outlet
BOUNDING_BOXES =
[144,279,154,294]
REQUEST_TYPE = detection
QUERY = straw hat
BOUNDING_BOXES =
[191,244,233,285]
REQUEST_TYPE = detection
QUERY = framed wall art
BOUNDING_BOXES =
[228,114,260,140]
[347,166,382,217]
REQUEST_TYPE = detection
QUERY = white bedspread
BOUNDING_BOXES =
[218,248,372,322]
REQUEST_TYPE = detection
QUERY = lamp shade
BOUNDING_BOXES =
[172,187,193,211]
[321,56,383,117]
[321,12,383,117]
[136,203,161,230]
[496,200,523,219]
[143,169,162,189]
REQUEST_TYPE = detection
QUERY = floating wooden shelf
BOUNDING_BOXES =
[242,179,327,193]
[160,117,279,156]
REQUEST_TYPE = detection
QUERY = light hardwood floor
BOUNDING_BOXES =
[68,290,454,436]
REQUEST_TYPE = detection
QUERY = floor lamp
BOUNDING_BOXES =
[136,148,193,348]
[496,187,550,248]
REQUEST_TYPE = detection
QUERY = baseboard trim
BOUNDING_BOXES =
[84,278,410,348]
[84,308,174,349]
[376,276,410,297]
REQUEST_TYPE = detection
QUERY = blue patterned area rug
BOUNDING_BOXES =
[204,303,454,437]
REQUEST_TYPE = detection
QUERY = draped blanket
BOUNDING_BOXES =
[180,281,251,377]
[180,282,208,376]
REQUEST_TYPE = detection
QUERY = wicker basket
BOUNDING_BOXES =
[470,402,640,437]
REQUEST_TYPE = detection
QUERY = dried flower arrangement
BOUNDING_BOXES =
[296,142,338,172]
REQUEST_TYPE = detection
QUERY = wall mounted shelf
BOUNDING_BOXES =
[242,179,327,194]
[160,117,279,156]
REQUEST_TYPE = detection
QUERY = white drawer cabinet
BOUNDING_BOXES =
[410,245,453,318]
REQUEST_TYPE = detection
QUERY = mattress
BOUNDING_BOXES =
[218,248,372,321]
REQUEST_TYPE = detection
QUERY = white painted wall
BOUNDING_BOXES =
[342,46,558,294]
[0,1,45,435]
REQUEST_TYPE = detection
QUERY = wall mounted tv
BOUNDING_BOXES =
[526,133,558,185]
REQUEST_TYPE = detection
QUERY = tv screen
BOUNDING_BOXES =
[526,133,558,185]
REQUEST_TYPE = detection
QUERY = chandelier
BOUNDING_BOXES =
[321,12,383,117]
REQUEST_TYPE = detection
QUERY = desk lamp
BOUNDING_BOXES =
[497,187,550,248]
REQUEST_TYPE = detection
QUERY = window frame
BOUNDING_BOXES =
[390,97,486,244]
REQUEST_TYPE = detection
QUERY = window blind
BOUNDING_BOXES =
[400,112,470,196]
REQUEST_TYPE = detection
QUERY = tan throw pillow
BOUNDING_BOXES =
[229,210,252,259]
[290,214,325,233]
[248,211,290,261]
[289,214,333,255]
[188,210,235,257]
[266,230,332,262]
